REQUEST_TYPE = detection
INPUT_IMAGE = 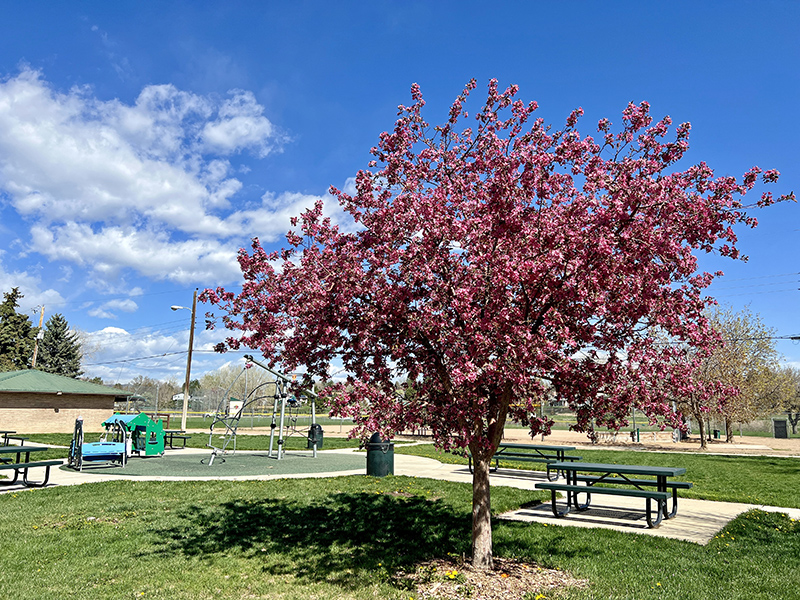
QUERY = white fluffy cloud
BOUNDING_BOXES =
[0,69,330,286]
[87,298,139,319]
[0,259,65,313]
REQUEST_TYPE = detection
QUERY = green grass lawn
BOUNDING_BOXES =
[0,475,798,600]
[395,444,800,508]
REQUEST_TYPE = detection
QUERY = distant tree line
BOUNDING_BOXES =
[675,305,799,448]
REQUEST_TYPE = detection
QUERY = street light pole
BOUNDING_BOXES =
[172,289,197,431]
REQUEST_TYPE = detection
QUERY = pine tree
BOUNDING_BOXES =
[0,288,35,371]
[38,313,83,378]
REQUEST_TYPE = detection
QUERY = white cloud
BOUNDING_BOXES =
[200,90,281,158]
[87,298,138,320]
[0,69,302,285]
[0,258,65,312]
[29,223,241,283]
[0,66,363,361]
[87,307,118,320]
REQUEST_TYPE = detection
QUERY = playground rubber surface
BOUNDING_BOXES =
[63,450,366,478]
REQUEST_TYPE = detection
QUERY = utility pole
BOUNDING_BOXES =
[31,305,45,369]
[172,290,197,431]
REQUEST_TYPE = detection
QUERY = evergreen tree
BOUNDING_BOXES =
[0,288,35,371]
[38,313,83,378]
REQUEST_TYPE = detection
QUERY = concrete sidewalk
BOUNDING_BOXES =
[390,453,800,544]
[3,448,798,545]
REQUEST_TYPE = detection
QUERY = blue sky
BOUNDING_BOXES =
[0,1,797,384]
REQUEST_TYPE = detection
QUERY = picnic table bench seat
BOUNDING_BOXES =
[164,431,192,449]
[0,459,63,487]
[536,481,670,527]
[573,475,692,518]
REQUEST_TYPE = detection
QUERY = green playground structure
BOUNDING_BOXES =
[104,413,166,457]
[68,412,165,471]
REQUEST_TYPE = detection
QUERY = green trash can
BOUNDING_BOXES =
[307,424,324,449]
[712,429,721,440]
[366,433,394,477]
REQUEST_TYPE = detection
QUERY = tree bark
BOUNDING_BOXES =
[471,452,493,570]
[697,416,707,450]
[725,418,734,443]
[788,412,799,435]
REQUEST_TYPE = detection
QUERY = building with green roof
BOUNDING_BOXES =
[0,369,127,433]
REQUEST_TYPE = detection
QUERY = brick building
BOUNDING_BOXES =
[0,370,127,433]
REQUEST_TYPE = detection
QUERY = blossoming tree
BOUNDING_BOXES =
[202,80,791,569]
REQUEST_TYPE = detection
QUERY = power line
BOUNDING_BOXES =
[83,351,187,366]
[711,271,799,283]
[84,348,251,367]
[704,287,798,298]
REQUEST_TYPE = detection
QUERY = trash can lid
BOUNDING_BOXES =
[369,432,383,444]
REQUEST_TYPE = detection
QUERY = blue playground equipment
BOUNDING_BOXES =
[68,413,165,471]
[68,416,127,471]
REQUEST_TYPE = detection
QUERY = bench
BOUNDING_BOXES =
[0,459,63,487]
[164,431,191,449]
[536,481,670,527]
[573,475,692,518]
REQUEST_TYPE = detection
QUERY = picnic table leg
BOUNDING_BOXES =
[666,488,679,519]
[548,489,572,517]
[645,498,665,528]
[656,476,678,520]
[22,465,53,488]
[573,488,591,511]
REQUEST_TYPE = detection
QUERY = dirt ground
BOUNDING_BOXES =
[230,423,800,457]
[490,427,800,457]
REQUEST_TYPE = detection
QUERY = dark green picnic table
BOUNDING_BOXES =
[537,461,690,527]
[0,445,62,488]
[469,442,581,480]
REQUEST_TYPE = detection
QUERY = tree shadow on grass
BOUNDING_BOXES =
[154,491,471,589]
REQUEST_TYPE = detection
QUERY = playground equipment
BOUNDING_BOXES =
[206,355,321,465]
[67,412,165,471]
[105,413,166,456]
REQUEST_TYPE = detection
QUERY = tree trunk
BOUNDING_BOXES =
[788,413,799,435]
[471,452,493,570]
[697,415,708,450]
[725,418,734,443]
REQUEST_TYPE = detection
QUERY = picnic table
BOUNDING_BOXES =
[0,445,62,488]
[0,430,16,446]
[468,443,581,481]
[5,436,29,446]
[163,429,191,449]
[536,461,692,528]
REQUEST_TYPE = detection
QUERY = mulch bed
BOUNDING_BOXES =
[396,556,588,600]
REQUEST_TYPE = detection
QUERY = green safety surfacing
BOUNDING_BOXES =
[61,451,366,478]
